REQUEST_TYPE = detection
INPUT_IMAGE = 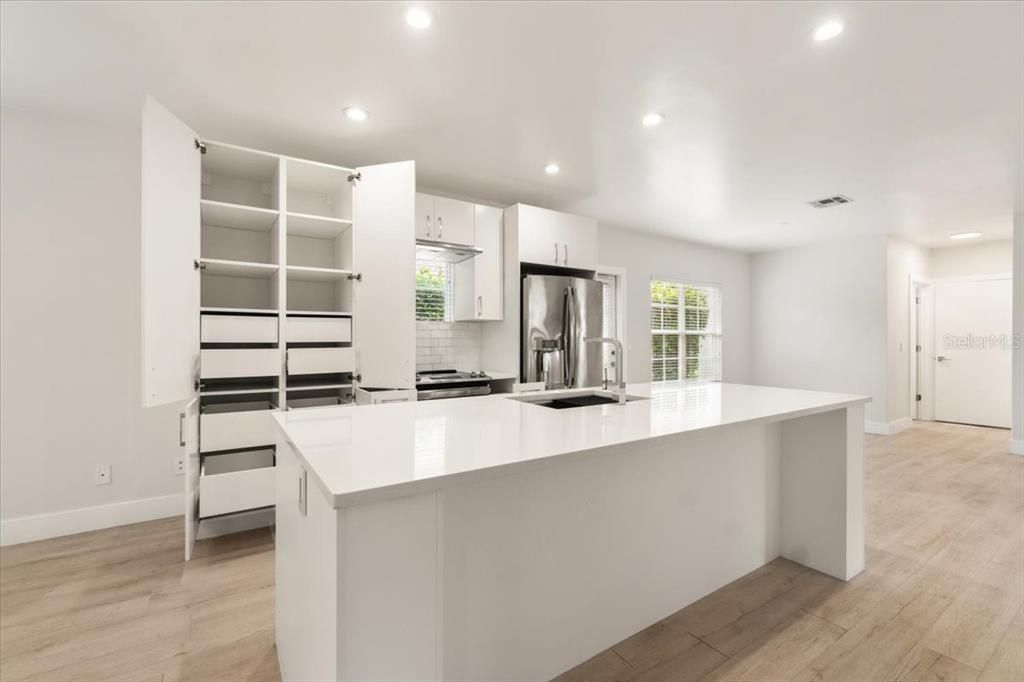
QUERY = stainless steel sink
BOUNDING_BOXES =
[508,390,648,409]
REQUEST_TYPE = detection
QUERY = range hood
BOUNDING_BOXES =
[415,239,483,264]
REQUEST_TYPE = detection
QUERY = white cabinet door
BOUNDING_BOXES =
[560,213,598,270]
[516,203,596,270]
[516,204,563,267]
[182,398,199,561]
[415,192,434,241]
[353,161,416,389]
[475,205,504,319]
[433,196,475,246]
[142,97,201,407]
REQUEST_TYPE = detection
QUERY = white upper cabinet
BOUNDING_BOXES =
[416,193,475,246]
[141,97,201,407]
[514,203,597,271]
[432,196,474,246]
[353,161,416,389]
[454,205,503,321]
[415,192,433,241]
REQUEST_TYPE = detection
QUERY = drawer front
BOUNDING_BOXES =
[201,349,280,379]
[286,317,352,343]
[200,462,275,518]
[201,315,278,343]
[201,410,276,453]
[287,347,355,375]
[354,387,416,405]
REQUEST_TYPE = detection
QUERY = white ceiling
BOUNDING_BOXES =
[2,1,1021,251]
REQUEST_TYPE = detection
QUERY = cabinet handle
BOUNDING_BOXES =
[426,215,431,238]
[554,242,559,263]
[477,295,482,317]
[178,412,185,447]
[438,216,443,240]
[563,244,568,265]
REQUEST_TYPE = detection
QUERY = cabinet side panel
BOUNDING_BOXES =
[275,437,340,682]
[141,97,200,406]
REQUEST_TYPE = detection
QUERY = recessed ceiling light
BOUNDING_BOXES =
[405,7,433,29]
[642,112,665,127]
[814,20,844,42]
[949,232,982,240]
[544,163,560,175]
[343,106,368,121]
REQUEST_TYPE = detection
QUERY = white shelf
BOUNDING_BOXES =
[287,380,354,392]
[287,212,352,239]
[201,306,279,315]
[286,265,352,282]
[201,200,279,232]
[286,310,353,317]
[199,384,280,397]
[200,258,279,279]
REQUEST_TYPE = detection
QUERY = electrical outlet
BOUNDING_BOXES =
[95,464,111,486]
[174,456,185,475]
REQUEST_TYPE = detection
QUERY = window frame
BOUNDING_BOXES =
[650,278,723,383]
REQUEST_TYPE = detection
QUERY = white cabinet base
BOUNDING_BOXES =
[274,405,864,681]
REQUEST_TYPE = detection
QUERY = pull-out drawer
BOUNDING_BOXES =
[201,314,278,343]
[286,317,352,343]
[200,399,277,453]
[201,349,280,379]
[200,450,275,518]
[286,347,355,375]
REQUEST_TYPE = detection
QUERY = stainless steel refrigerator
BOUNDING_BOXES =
[521,274,604,388]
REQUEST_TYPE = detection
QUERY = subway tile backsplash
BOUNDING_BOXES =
[416,321,482,372]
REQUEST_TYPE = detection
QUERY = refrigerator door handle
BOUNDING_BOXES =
[565,284,573,385]
[566,287,579,388]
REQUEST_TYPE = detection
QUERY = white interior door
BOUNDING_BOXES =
[353,161,416,389]
[934,276,1013,428]
[182,398,200,560]
[141,96,200,406]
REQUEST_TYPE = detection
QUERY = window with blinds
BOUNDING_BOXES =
[416,261,453,321]
[650,279,722,382]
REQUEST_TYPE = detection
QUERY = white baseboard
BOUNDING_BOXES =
[865,421,890,435]
[865,418,914,436]
[1011,438,1024,456]
[0,493,182,547]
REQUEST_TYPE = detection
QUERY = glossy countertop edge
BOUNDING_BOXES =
[273,383,871,510]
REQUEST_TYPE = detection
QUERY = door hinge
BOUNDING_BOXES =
[347,172,361,183]
[915,344,922,352]
[194,139,207,154]
[353,373,362,384]
[193,259,206,271]
[916,393,922,402]
[347,272,362,281]
[194,379,204,392]
[915,296,921,304]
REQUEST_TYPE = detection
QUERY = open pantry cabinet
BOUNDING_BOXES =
[141,97,416,559]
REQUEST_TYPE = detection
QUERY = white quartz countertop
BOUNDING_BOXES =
[273,382,870,508]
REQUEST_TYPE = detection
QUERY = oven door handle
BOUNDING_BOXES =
[417,386,491,401]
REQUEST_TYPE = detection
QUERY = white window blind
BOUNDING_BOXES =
[596,273,618,372]
[416,261,453,321]
[650,279,722,382]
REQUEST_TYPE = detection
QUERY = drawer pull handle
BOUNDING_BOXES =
[178,412,186,447]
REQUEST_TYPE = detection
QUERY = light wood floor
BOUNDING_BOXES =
[1,422,1021,682]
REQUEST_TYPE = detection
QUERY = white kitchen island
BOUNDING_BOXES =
[272,382,869,682]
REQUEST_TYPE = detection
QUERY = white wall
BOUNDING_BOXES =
[929,239,1013,278]
[751,237,889,431]
[0,106,182,544]
[1013,215,1023,454]
[596,226,752,384]
[886,240,930,426]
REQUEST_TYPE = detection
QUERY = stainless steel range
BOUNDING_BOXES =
[415,370,492,401]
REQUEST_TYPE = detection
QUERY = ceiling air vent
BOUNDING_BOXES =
[807,194,853,208]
